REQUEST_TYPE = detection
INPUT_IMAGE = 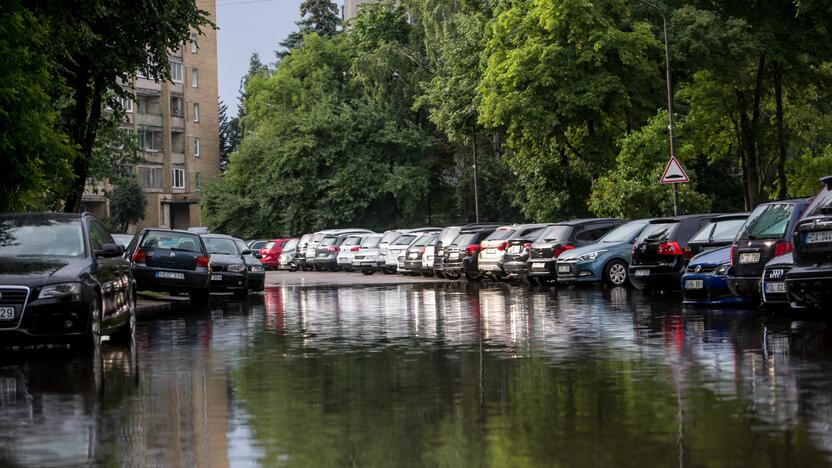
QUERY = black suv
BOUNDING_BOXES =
[727,198,810,300]
[0,212,135,346]
[443,226,501,281]
[629,215,716,291]
[525,219,624,285]
[786,177,832,308]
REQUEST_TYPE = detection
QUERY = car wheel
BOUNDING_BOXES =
[361,269,374,276]
[604,260,629,287]
[464,272,482,282]
[86,295,102,351]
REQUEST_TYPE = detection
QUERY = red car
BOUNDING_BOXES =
[259,238,295,270]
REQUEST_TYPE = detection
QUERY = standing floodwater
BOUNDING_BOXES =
[1,283,831,466]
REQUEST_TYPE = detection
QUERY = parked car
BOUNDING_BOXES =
[687,213,750,256]
[127,228,211,303]
[403,233,440,275]
[315,231,375,271]
[378,228,440,272]
[786,177,832,308]
[336,234,372,271]
[556,219,653,287]
[382,233,418,274]
[628,215,716,292]
[352,235,384,275]
[762,253,793,307]
[422,240,439,276]
[111,234,134,249]
[478,224,548,280]
[0,212,135,347]
[307,229,374,270]
[526,219,624,285]
[681,247,749,306]
[201,234,250,298]
[727,198,810,301]
[259,238,294,270]
[234,238,265,292]
[433,226,464,278]
[247,239,270,259]
[443,227,500,281]
[295,234,313,270]
[278,238,301,271]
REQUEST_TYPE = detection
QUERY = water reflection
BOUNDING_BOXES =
[0,285,830,466]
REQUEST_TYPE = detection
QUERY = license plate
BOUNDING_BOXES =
[0,307,14,320]
[318,253,327,257]
[685,279,704,290]
[211,274,222,281]
[557,265,572,273]
[408,253,418,259]
[739,252,760,264]
[338,258,349,263]
[157,271,185,280]
[634,269,650,277]
[449,253,459,260]
[531,262,546,270]
[508,245,522,254]
[806,230,832,244]
[765,282,787,293]
[485,248,496,254]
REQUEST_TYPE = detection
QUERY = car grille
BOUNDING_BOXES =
[764,266,791,280]
[529,248,552,259]
[686,265,717,273]
[0,286,29,329]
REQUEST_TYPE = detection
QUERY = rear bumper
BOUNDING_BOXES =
[210,272,248,292]
[315,255,339,268]
[681,273,748,305]
[444,257,477,274]
[785,266,832,307]
[628,265,684,291]
[403,259,423,272]
[477,259,504,273]
[503,261,528,276]
[133,266,209,293]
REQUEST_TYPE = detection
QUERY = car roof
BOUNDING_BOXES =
[648,214,723,223]
[143,227,200,235]
[547,218,623,226]
[201,233,235,239]
[0,212,86,221]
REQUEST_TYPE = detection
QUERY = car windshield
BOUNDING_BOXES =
[112,234,133,248]
[392,235,416,246]
[361,237,381,248]
[539,225,571,242]
[284,239,299,250]
[412,235,436,247]
[0,218,86,257]
[637,222,679,243]
[203,237,239,255]
[381,231,402,244]
[691,218,747,243]
[320,236,338,247]
[234,240,249,254]
[599,222,646,243]
[737,204,794,240]
[141,231,203,253]
[450,233,476,247]
[485,228,515,241]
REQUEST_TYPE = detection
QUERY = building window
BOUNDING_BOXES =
[159,203,165,225]
[194,172,201,192]
[119,96,133,113]
[172,168,185,189]
[137,128,162,151]
[190,33,198,53]
[170,96,183,117]
[138,166,163,189]
[193,103,200,123]
[193,137,200,158]
[191,68,198,88]
[171,61,183,82]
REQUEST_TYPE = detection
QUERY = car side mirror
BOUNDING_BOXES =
[96,243,124,258]
[242,249,252,256]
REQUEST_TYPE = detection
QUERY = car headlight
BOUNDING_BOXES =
[575,250,607,262]
[39,282,82,300]
[249,265,265,273]
[228,264,246,273]
[715,263,731,276]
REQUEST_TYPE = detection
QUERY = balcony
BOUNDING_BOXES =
[135,113,163,127]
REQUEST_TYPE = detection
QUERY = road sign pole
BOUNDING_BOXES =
[673,184,679,216]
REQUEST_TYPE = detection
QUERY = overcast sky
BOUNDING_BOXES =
[216,0,312,116]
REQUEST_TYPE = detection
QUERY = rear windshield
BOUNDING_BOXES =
[381,231,402,244]
[806,189,830,217]
[636,222,680,243]
[142,231,204,253]
[737,203,794,240]
[485,228,516,241]
[320,236,338,247]
[539,225,572,242]
[299,235,312,244]
[361,237,381,248]
[251,241,268,250]
[311,233,325,243]
[412,234,437,247]
[599,222,646,243]
[284,239,299,250]
[440,227,461,245]
[0,218,86,257]
[450,233,476,247]
[392,235,416,246]
[691,218,746,243]
[342,236,362,246]
[203,237,239,255]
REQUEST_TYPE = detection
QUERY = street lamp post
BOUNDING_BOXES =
[640,0,680,215]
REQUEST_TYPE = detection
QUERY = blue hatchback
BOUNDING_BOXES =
[681,247,750,305]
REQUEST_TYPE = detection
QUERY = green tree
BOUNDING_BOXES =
[277,0,341,56]
[109,177,147,232]
[219,99,240,171]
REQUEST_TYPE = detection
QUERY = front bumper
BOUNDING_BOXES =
[628,265,684,291]
[785,265,832,307]
[556,261,601,283]
[210,271,248,292]
[247,272,265,291]
[1,297,92,341]
[526,259,556,278]
[681,273,748,305]
[443,256,477,274]
[726,276,760,300]
[133,266,210,293]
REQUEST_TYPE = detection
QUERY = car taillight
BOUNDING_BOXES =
[631,244,636,257]
[328,246,340,253]
[132,249,146,263]
[553,245,574,257]
[196,255,210,268]
[419,247,426,254]
[497,242,508,251]
[465,244,480,256]
[657,241,683,256]
[774,240,793,257]
[351,246,360,252]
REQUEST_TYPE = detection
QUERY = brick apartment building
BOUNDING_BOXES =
[82,0,219,232]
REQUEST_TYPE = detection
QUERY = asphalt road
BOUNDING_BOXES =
[265,270,450,287]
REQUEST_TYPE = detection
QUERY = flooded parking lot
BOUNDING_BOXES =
[1,280,831,466]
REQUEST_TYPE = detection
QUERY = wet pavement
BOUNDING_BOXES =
[2,280,832,467]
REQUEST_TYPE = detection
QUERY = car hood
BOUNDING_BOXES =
[209,254,244,266]
[689,246,731,266]
[558,242,625,261]
[0,256,88,287]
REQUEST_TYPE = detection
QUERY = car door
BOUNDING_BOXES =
[87,219,129,329]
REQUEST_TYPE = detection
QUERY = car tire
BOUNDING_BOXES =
[604,260,629,287]
[85,295,102,351]
[113,288,136,343]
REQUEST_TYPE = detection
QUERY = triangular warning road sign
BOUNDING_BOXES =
[660,156,689,184]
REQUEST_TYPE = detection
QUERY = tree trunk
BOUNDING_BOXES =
[64,73,104,213]
[736,56,767,210]
[774,61,788,199]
